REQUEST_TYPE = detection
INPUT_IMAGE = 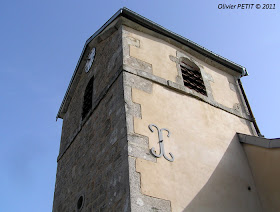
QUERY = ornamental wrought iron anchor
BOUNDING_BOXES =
[149,124,174,162]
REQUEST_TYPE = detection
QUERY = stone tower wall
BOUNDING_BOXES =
[53,27,131,211]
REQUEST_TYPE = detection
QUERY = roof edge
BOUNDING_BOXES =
[238,133,280,148]
[121,7,248,76]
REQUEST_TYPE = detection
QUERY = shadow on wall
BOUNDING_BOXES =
[183,134,262,212]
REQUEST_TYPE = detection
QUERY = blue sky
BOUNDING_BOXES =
[0,0,279,211]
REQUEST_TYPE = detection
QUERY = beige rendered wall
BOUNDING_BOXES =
[126,26,242,110]
[243,144,280,212]
[123,26,262,211]
[132,84,261,212]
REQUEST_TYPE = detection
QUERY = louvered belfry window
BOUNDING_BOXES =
[180,61,207,96]
[82,77,94,119]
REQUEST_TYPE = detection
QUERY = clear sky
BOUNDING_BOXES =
[0,0,279,211]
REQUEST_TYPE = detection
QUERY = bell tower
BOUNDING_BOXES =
[53,8,280,212]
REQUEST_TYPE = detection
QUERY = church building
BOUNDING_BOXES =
[53,8,280,212]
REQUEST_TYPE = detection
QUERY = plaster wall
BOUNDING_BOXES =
[132,83,261,212]
[125,26,243,111]
[129,28,177,82]
[203,65,240,109]
[123,26,261,211]
[243,144,280,212]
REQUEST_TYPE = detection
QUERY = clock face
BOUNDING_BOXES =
[84,48,96,73]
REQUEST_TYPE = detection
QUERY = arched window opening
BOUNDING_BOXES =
[82,77,94,119]
[180,58,207,96]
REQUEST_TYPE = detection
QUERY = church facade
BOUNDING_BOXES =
[53,8,280,212]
